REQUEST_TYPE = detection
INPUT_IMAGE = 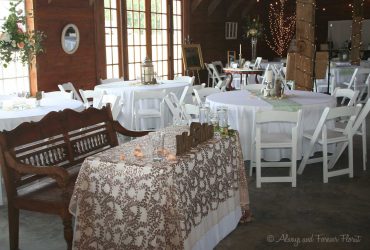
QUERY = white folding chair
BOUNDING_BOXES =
[183,104,200,123]
[328,99,370,171]
[353,69,370,103]
[58,82,83,102]
[164,92,186,125]
[174,75,195,85]
[256,64,270,85]
[251,110,302,188]
[131,89,166,130]
[297,105,361,183]
[208,63,224,88]
[339,68,358,90]
[332,87,359,107]
[79,89,106,109]
[193,87,220,106]
[358,73,370,104]
[253,57,262,69]
[96,94,122,121]
[42,91,73,100]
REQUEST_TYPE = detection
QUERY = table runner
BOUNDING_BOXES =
[69,125,250,249]
[249,90,302,111]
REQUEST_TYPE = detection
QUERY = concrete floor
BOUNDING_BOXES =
[1,117,369,250]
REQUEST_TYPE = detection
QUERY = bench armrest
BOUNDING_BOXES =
[112,120,150,137]
[4,152,71,189]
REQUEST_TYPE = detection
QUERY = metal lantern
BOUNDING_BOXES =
[141,57,155,84]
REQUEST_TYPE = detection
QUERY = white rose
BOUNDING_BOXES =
[12,40,17,47]
[0,32,11,42]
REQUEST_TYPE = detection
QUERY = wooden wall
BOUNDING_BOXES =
[32,0,98,92]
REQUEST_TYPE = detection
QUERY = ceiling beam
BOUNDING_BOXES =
[208,0,222,16]
[191,0,204,13]
[226,0,243,18]
[241,1,256,17]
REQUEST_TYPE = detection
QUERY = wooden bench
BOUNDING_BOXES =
[0,106,148,250]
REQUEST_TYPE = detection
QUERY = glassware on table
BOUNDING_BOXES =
[199,106,208,124]
[217,106,229,136]
[151,131,165,162]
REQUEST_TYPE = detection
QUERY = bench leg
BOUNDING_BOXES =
[8,206,19,250]
[62,215,73,250]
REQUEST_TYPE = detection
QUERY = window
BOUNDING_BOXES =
[126,0,147,80]
[151,0,168,79]
[104,0,184,80]
[0,0,29,95]
[104,0,120,79]
[173,0,183,76]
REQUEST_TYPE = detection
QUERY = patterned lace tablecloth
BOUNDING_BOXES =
[69,125,250,250]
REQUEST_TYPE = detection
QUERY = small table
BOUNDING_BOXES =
[223,67,265,85]
[0,95,84,206]
[69,125,250,249]
[207,90,336,161]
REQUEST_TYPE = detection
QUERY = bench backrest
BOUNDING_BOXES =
[0,106,118,192]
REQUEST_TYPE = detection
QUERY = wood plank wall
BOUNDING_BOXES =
[33,0,98,92]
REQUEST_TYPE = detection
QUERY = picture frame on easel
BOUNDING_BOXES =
[182,44,204,71]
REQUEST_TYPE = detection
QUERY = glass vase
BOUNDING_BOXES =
[251,37,257,61]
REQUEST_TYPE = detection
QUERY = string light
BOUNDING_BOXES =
[350,0,364,65]
[265,0,296,57]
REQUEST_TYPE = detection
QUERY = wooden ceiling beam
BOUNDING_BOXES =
[241,1,256,17]
[208,0,222,16]
[226,0,243,18]
[192,0,204,13]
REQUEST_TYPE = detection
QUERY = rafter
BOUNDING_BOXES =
[192,0,205,13]
[226,0,243,17]
[208,0,222,16]
[241,0,256,17]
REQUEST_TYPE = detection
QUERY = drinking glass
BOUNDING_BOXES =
[152,132,165,162]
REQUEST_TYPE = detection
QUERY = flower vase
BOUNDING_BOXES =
[251,37,257,62]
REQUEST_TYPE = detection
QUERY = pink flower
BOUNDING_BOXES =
[17,42,25,49]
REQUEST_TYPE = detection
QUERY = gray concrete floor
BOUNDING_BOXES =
[1,116,369,250]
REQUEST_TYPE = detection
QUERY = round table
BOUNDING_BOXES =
[0,95,84,205]
[206,90,336,161]
[95,80,191,129]
[0,96,84,131]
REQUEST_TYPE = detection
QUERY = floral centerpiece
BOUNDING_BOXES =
[242,16,263,61]
[243,16,263,39]
[0,0,45,68]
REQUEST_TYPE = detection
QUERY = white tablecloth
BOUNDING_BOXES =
[95,80,191,129]
[0,95,84,205]
[206,90,336,161]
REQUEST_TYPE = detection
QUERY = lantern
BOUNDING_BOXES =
[141,57,155,84]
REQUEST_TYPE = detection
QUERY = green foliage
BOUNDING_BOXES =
[0,0,46,68]
[242,16,263,39]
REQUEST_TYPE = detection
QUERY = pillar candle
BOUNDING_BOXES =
[265,70,273,83]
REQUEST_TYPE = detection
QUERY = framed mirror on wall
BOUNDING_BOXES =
[61,24,80,54]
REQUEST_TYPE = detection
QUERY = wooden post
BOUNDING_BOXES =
[350,0,364,66]
[293,0,316,91]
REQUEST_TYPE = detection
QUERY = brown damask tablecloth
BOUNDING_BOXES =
[69,125,250,250]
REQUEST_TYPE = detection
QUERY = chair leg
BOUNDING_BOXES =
[292,146,297,188]
[256,144,262,188]
[362,123,367,171]
[8,206,19,250]
[323,141,328,183]
[62,215,73,250]
[349,136,354,178]
[249,146,255,176]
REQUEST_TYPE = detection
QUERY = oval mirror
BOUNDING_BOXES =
[61,24,80,54]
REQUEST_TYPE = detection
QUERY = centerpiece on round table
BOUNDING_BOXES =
[0,0,45,68]
[141,57,157,85]
[242,16,263,61]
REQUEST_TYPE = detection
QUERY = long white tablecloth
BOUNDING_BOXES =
[95,80,191,129]
[207,90,336,161]
[0,95,84,206]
